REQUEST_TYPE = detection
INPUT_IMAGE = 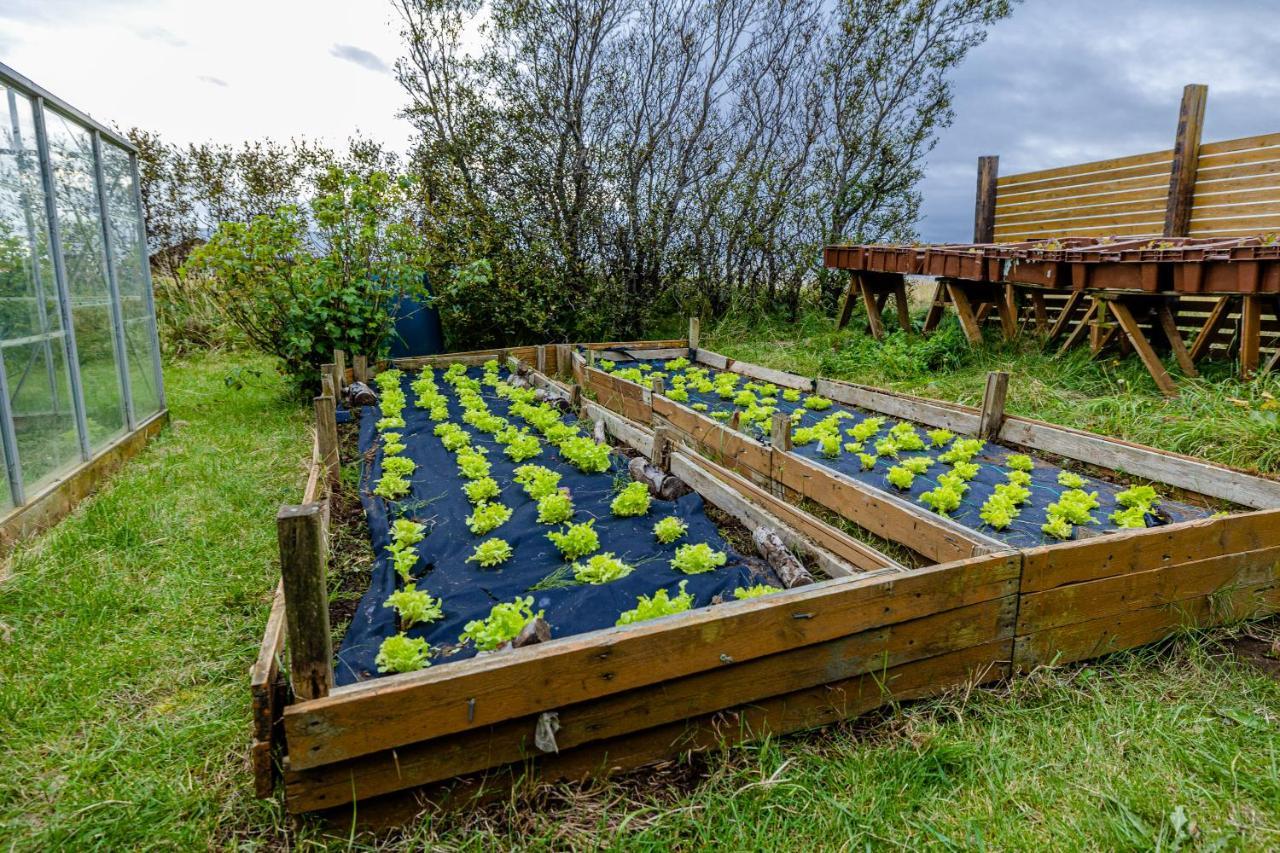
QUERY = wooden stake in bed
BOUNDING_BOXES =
[277,502,332,701]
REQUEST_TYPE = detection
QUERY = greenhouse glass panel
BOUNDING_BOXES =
[100,142,161,419]
[0,84,80,491]
[43,108,127,448]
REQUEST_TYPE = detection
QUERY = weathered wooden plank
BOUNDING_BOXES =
[580,338,688,351]
[251,580,287,743]
[581,400,654,458]
[651,396,772,480]
[694,348,732,370]
[1018,542,1280,634]
[1020,509,1280,593]
[727,357,814,391]
[278,502,333,702]
[1199,131,1280,158]
[997,416,1280,509]
[583,366,652,424]
[284,598,1012,811]
[594,347,688,362]
[772,452,998,563]
[815,378,982,435]
[283,554,1020,770]
[1014,579,1280,670]
[998,148,1173,191]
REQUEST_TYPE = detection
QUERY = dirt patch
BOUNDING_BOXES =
[1227,617,1280,680]
[329,416,376,653]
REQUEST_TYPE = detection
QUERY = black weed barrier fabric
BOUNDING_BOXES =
[601,356,1214,550]
[335,367,765,686]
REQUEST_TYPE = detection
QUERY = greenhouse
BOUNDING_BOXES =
[0,63,164,525]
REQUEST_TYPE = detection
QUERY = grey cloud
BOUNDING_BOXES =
[917,0,1280,243]
[330,43,391,74]
[198,75,229,88]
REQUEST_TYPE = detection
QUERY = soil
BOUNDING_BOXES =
[328,414,376,654]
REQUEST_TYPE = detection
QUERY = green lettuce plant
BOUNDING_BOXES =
[467,537,513,567]
[1115,485,1159,509]
[1006,469,1032,487]
[1109,505,1148,528]
[782,388,801,402]
[939,438,983,464]
[460,597,543,651]
[1057,471,1085,489]
[374,472,410,500]
[573,553,635,584]
[886,465,915,490]
[927,428,955,448]
[457,448,491,480]
[466,501,512,535]
[653,516,688,544]
[874,438,899,458]
[463,477,501,504]
[382,433,407,455]
[1006,454,1034,472]
[848,417,884,442]
[559,436,612,473]
[536,492,574,524]
[819,435,841,458]
[671,542,728,574]
[375,633,432,673]
[733,584,777,600]
[382,456,416,478]
[514,464,561,499]
[901,456,932,474]
[859,453,877,470]
[547,519,599,560]
[383,584,444,629]
[803,395,833,411]
[616,581,694,626]
[611,481,652,517]
[503,432,542,462]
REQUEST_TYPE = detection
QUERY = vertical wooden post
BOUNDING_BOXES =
[836,273,860,330]
[277,502,332,701]
[973,155,999,243]
[770,411,792,452]
[1163,83,1208,237]
[650,374,664,396]
[353,355,369,383]
[556,344,571,380]
[653,426,675,471]
[978,371,1009,439]
[314,394,340,482]
[321,362,339,401]
[1240,294,1262,379]
[858,275,886,340]
[947,282,983,345]
[688,316,700,351]
[587,348,596,368]
[535,345,546,374]
[333,350,346,395]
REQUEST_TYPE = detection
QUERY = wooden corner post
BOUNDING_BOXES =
[978,371,1009,439]
[770,411,792,452]
[688,317,700,351]
[973,155,999,243]
[1163,83,1208,237]
[277,502,332,701]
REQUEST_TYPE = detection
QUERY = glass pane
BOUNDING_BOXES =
[44,109,127,448]
[100,142,161,418]
[0,85,80,491]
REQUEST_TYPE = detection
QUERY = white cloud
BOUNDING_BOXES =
[1,0,413,152]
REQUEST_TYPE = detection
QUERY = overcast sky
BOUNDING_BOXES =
[3,0,1278,243]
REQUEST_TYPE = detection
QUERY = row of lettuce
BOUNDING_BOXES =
[368,361,775,675]
[597,358,1165,539]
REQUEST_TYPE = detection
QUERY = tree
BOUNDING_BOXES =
[393,0,1015,334]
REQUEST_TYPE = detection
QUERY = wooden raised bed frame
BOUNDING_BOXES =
[252,336,1280,823]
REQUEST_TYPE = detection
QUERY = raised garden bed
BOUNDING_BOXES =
[252,335,1280,824]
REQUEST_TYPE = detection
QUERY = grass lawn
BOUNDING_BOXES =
[1,313,1278,849]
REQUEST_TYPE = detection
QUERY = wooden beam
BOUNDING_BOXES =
[836,273,860,330]
[996,285,1018,340]
[1030,292,1049,333]
[1155,302,1199,377]
[947,282,984,345]
[688,316,700,351]
[1058,299,1098,355]
[314,395,339,483]
[1241,294,1262,379]
[277,502,332,701]
[978,371,1009,439]
[1189,296,1233,362]
[1163,83,1209,237]
[974,155,999,243]
[859,275,886,340]
[893,278,912,332]
[1046,291,1083,342]
[1107,300,1179,397]
[921,281,949,335]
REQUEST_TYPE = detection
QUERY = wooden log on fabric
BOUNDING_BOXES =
[628,455,692,501]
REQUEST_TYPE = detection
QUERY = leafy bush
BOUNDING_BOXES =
[183,169,431,391]
[653,516,688,544]
[383,585,444,629]
[616,581,694,626]
[671,543,728,574]
[611,481,652,517]
[375,633,433,673]
[460,597,543,651]
[547,520,600,560]
[467,537,513,567]
[573,553,634,584]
